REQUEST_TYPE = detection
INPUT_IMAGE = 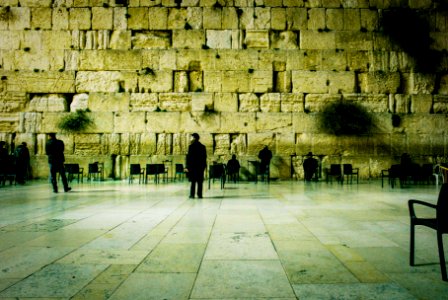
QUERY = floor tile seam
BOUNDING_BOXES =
[187,199,221,300]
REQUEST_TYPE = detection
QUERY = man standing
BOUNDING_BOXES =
[258,145,272,180]
[15,142,30,184]
[45,133,71,193]
[185,133,207,198]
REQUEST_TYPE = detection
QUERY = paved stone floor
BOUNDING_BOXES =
[0,178,447,299]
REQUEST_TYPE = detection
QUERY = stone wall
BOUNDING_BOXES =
[0,0,447,180]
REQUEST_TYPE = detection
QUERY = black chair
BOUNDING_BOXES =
[408,183,448,281]
[65,163,84,183]
[326,164,342,184]
[174,163,186,181]
[129,164,145,184]
[145,164,159,184]
[156,164,168,182]
[208,164,226,189]
[382,164,401,188]
[87,162,102,181]
[343,164,359,184]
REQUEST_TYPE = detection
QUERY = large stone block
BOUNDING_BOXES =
[31,8,52,30]
[180,111,221,133]
[4,71,75,93]
[271,8,286,30]
[433,95,448,114]
[407,73,436,95]
[308,8,325,30]
[133,31,171,49]
[130,93,158,111]
[336,32,373,51]
[260,93,281,112]
[88,92,130,112]
[358,71,401,94]
[20,112,42,133]
[28,94,68,112]
[343,9,361,31]
[69,8,91,30]
[214,93,238,112]
[206,30,232,49]
[203,70,222,92]
[76,71,122,93]
[148,7,169,30]
[239,93,260,112]
[270,31,298,49]
[159,93,191,111]
[113,7,127,30]
[286,7,307,30]
[0,92,27,113]
[326,8,344,30]
[114,112,146,133]
[109,30,132,50]
[9,7,30,30]
[222,70,250,92]
[281,93,304,112]
[192,93,213,112]
[360,8,379,31]
[245,30,269,48]
[146,112,181,132]
[247,132,276,156]
[304,94,341,112]
[172,30,204,49]
[393,94,411,114]
[300,31,336,49]
[0,112,19,132]
[256,112,293,133]
[104,50,142,70]
[138,70,173,93]
[222,7,238,29]
[292,112,319,133]
[127,7,149,30]
[203,7,222,29]
[42,31,72,50]
[70,93,89,111]
[92,7,113,30]
[220,112,256,133]
[254,7,271,29]
[0,31,20,50]
[343,93,389,113]
[214,133,230,155]
[412,94,433,114]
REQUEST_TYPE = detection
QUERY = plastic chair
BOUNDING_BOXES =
[326,164,342,184]
[65,163,84,183]
[208,164,226,189]
[87,162,102,181]
[145,164,159,184]
[129,164,145,184]
[343,164,359,184]
[174,163,186,181]
[408,182,448,281]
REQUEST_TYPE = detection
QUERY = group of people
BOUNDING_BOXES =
[0,140,30,185]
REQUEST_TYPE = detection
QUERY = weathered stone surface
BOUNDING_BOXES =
[180,111,221,133]
[358,71,401,94]
[69,8,91,30]
[192,93,214,112]
[292,71,355,94]
[138,71,173,93]
[393,94,411,114]
[172,30,205,49]
[433,95,448,114]
[76,71,123,93]
[0,92,27,113]
[239,93,259,112]
[5,71,75,93]
[0,112,19,132]
[70,93,89,111]
[244,30,269,48]
[230,133,247,155]
[260,93,281,112]
[304,94,341,112]
[214,133,230,155]
[256,112,293,133]
[20,112,42,133]
[92,7,113,30]
[114,112,146,133]
[220,112,256,133]
[206,30,232,49]
[247,132,276,155]
[29,94,67,112]
[281,93,304,112]
[130,93,158,112]
[146,112,181,133]
[132,31,171,49]
[270,31,298,49]
[88,92,130,112]
[214,93,238,112]
[159,93,191,111]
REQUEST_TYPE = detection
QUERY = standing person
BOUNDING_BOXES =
[45,133,71,193]
[185,133,207,199]
[227,154,240,183]
[303,152,318,181]
[15,142,30,184]
[258,145,272,180]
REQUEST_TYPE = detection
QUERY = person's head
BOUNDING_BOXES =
[232,154,236,159]
[307,152,313,157]
[191,133,200,141]
[0,141,5,148]
[48,133,56,139]
[21,142,27,147]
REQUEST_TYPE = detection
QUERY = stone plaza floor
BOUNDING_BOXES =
[0,178,447,299]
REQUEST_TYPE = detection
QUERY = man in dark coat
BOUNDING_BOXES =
[185,133,207,198]
[45,133,71,193]
[15,142,30,184]
[258,145,272,179]
[303,152,318,181]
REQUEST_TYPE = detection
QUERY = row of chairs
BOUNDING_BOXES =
[129,163,186,184]
[65,163,103,183]
[382,163,445,188]
[325,164,359,184]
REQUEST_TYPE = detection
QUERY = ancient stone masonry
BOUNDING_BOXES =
[0,0,447,179]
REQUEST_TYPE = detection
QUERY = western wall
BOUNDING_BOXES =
[0,0,447,180]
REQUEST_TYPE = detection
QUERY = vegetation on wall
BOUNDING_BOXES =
[319,101,373,136]
[381,8,441,72]
[58,109,93,133]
